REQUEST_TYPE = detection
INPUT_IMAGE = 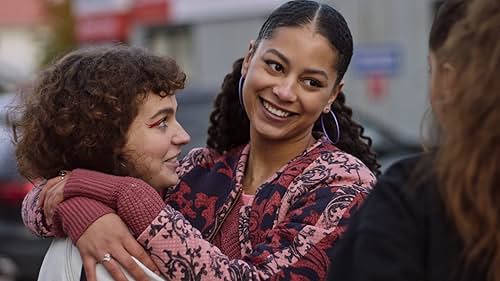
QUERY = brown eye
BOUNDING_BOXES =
[266,60,284,73]
[304,78,323,88]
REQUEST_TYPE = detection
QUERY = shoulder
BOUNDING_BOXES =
[316,141,377,189]
[364,153,437,219]
[176,147,221,177]
[291,141,376,206]
[381,154,428,182]
[376,153,435,197]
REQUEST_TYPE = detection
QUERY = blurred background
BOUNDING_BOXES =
[0,0,443,280]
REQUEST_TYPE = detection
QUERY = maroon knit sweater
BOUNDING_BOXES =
[54,169,164,241]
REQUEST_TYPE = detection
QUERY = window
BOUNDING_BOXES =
[146,25,193,79]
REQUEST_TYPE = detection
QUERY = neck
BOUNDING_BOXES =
[242,132,315,194]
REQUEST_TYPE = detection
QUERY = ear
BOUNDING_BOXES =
[325,81,344,111]
[441,62,456,98]
[241,40,256,77]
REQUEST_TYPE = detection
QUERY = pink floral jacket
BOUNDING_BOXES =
[23,138,376,280]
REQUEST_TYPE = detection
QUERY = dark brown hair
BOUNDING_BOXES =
[14,45,186,180]
[434,0,500,279]
[207,0,380,175]
[429,0,468,51]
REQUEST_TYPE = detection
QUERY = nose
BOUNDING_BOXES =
[172,121,191,146]
[273,79,297,102]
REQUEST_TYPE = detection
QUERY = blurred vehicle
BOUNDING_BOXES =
[176,89,422,172]
[0,93,51,281]
[353,113,422,171]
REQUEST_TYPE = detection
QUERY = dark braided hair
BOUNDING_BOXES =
[207,0,380,175]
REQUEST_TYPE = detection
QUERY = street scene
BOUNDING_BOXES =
[2,0,498,280]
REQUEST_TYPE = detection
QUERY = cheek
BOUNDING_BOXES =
[302,94,329,114]
[243,61,277,93]
[126,131,171,160]
[142,136,172,158]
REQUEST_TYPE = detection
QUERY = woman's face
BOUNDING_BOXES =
[123,93,190,190]
[241,25,342,144]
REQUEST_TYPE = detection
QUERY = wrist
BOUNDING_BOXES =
[53,197,114,242]
[64,169,140,209]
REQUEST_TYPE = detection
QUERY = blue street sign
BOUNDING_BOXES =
[352,45,402,78]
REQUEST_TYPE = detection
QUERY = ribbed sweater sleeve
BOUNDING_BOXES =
[60,169,165,238]
[53,197,114,242]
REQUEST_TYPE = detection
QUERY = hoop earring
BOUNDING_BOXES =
[238,76,245,109]
[320,110,340,144]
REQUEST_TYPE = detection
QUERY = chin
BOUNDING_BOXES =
[162,175,179,188]
[148,176,178,191]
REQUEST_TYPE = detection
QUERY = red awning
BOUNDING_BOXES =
[73,0,170,43]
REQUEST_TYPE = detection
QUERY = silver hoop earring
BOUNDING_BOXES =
[238,76,245,109]
[320,110,340,144]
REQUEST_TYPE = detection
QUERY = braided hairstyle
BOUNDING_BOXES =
[207,0,380,175]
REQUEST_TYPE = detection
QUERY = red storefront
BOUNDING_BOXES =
[73,0,170,43]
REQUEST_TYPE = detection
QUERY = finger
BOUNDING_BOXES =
[41,178,60,212]
[110,244,149,281]
[124,237,159,275]
[38,177,59,208]
[101,258,129,281]
[43,189,53,222]
[38,187,47,208]
[82,256,98,281]
[43,181,64,223]
[45,176,61,189]
[43,186,57,222]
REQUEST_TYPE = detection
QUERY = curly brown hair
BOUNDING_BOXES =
[14,45,186,180]
[207,1,380,175]
[434,0,500,279]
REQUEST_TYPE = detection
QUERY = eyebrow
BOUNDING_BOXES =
[149,107,175,121]
[264,48,329,80]
[265,48,290,65]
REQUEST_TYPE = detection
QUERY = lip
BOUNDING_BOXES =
[164,153,180,163]
[259,97,297,115]
[258,97,298,123]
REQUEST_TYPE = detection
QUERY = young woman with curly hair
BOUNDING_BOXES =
[327,0,500,280]
[22,1,379,280]
[17,45,190,280]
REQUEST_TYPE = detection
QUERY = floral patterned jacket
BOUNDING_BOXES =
[23,137,375,280]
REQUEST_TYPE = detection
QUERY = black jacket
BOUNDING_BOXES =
[328,154,486,281]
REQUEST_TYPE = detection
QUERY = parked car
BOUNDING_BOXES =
[0,93,51,281]
[175,89,422,172]
[354,113,422,171]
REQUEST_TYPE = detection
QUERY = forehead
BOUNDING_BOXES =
[257,25,338,71]
[137,93,177,116]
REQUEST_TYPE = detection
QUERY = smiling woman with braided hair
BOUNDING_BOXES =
[22,1,379,280]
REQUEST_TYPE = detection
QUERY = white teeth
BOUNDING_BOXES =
[262,100,291,118]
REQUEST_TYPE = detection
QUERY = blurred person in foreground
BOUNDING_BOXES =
[16,45,190,280]
[21,1,379,280]
[327,0,500,280]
